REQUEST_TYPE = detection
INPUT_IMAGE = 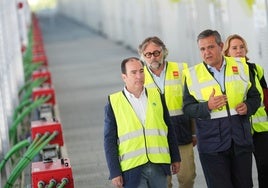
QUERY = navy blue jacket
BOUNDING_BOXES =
[104,90,180,187]
[171,115,193,145]
[183,63,261,153]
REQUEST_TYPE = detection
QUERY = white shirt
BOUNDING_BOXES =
[124,87,147,125]
[147,64,166,94]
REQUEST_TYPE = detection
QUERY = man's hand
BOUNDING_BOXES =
[235,102,248,115]
[208,88,227,110]
[192,135,197,147]
[171,162,180,174]
[112,176,123,188]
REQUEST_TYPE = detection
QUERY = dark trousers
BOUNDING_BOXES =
[199,142,253,188]
[253,131,268,188]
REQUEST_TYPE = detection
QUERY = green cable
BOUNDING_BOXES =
[18,77,46,97]
[4,131,58,188]
[0,139,30,171]
[28,132,58,161]
[12,99,32,122]
[28,132,50,151]
[28,133,42,150]
[3,134,41,169]
[20,77,47,103]
[57,178,69,188]
[23,47,33,64]
[47,179,56,188]
[9,96,50,142]
[10,134,41,160]
[37,181,45,188]
[25,62,43,75]
[23,62,32,72]
[9,96,51,144]
[23,53,33,69]
[10,95,50,136]
[24,63,43,81]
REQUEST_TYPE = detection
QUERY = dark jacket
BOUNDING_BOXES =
[104,89,180,188]
[171,115,193,145]
[183,62,261,153]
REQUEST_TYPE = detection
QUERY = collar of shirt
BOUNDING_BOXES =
[124,87,147,124]
[207,60,226,91]
[147,62,166,93]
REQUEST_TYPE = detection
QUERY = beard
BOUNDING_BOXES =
[149,60,163,70]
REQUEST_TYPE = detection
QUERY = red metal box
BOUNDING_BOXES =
[32,69,52,85]
[32,86,56,105]
[31,120,64,146]
[31,158,74,188]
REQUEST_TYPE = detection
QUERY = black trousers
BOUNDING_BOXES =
[199,142,253,188]
[253,131,268,188]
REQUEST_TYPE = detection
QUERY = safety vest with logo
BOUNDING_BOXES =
[183,57,251,119]
[109,89,171,172]
[144,62,188,116]
[251,64,268,132]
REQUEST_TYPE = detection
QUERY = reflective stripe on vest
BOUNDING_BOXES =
[184,57,250,119]
[110,89,170,171]
[144,62,187,116]
[252,107,268,132]
[251,64,268,132]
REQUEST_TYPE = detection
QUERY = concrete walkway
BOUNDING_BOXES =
[37,13,258,188]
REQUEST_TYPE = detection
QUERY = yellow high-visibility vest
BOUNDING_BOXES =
[144,62,188,116]
[109,88,170,172]
[183,57,251,119]
[251,64,268,132]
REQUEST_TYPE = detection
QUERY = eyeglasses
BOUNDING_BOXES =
[143,50,162,58]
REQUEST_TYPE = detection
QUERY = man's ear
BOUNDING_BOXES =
[219,42,224,49]
[163,49,168,59]
[122,74,126,81]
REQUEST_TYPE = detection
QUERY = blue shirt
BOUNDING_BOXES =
[207,60,226,92]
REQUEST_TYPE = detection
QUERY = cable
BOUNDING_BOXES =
[12,99,32,122]
[24,62,43,81]
[18,77,46,98]
[9,95,51,144]
[37,181,45,188]
[57,178,69,188]
[0,139,30,171]
[28,133,42,150]
[4,131,58,188]
[47,179,56,188]
[20,77,47,102]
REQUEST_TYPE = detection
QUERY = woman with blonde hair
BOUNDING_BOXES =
[224,34,268,188]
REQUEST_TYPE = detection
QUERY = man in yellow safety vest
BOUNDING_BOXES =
[104,57,180,188]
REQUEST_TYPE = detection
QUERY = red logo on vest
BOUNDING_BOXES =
[232,66,238,74]
[173,71,179,78]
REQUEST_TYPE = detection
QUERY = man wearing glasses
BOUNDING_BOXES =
[138,36,196,188]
